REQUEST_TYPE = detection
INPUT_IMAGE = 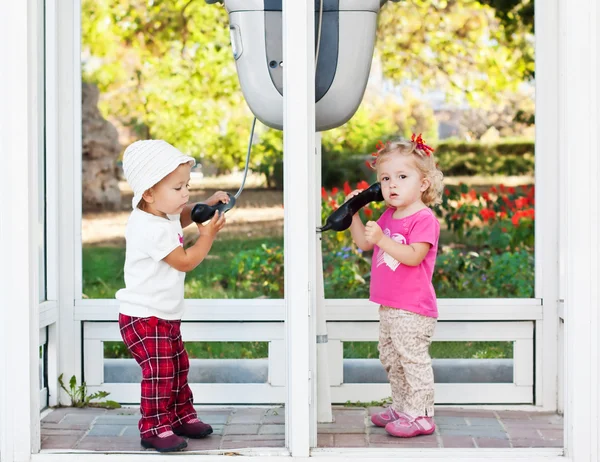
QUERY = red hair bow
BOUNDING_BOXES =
[411,133,434,156]
[365,140,387,170]
[371,140,389,158]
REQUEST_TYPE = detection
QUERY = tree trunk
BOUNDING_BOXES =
[82,82,122,211]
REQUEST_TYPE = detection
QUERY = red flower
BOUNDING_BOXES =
[357,180,369,190]
[444,189,451,196]
[321,187,327,199]
[512,214,520,226]
[469,189,477,200]
[343,181,352,196]
[479,209,495,222]
[482,192,490,201]
[491,186,498,193]
[364,208,373,218]
[499,184,506,192]
[515,198,528,209]
[331,187,339,196]
[508,187,516,194]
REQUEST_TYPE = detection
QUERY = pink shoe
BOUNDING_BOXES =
[385,415,435,438]
[371,407,405,427]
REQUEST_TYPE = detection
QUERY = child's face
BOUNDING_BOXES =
[377,154,429,210]
[143,163,192,217]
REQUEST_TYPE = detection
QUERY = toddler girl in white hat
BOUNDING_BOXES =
[115,139,227,452]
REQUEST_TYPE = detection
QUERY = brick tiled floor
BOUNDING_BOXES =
[40,406,563,451]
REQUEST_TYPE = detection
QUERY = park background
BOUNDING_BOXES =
[79,0,535,367]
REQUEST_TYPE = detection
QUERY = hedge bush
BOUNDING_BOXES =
[301,140,534,189]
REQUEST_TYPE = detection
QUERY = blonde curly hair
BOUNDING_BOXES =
[368,137,444,206]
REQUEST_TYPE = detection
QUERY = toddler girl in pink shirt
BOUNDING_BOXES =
[346,135,444,438]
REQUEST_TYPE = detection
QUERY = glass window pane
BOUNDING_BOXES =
[73,2,288,453]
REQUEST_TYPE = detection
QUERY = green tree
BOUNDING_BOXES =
[82,0,253,171]
[321,88,438,157]
[377,0,534,106]
[82,0,534,175]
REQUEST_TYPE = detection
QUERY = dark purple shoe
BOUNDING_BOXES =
[141,433,187,452]
[173,420,213,439]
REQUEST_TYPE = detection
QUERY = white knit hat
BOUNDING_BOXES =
[122,140,196,209]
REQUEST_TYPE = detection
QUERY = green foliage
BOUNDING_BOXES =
[252,128,284,188]
[264,90,439,189]
[81,0,535,176]
[343,341,514,359]
[105,338,511,360]
[322,245,369,299]
[82,237,284,299]
[83,180,535,302]
[105,341,268,359]
[320,140,534,188]
[321,90,437,156]
[435,247,534,298]
[434,139,534,176]
[478,0,534,79]
[321,155,377,190]
[228,243,284,297]
[322,239,534,299]
[81,0,251,171]
[377,1,534,105]
[58,373,120,409]
[82,247,125,299]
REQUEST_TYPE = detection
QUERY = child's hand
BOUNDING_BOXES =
[344,189,364,203]
[205,191,230,207]
[365,221,383,245]
[197,210,226,238]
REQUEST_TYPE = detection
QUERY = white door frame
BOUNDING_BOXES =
[534,0,560,412]
[2,0,599,460]
[282,0,315,456]
[0,0,44,460]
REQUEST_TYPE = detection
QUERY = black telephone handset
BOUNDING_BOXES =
[318,182,384,232]
[191,193,236,223]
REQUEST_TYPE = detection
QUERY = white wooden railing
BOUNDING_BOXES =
[78,298,540,405]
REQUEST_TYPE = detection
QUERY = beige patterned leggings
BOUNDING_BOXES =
[378,305,437,417]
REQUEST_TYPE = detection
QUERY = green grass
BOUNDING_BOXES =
[105,341,269,359]
[104,340,512,360]
[82,237,283,299]
[343,341,513,359]
[86,237,515,360]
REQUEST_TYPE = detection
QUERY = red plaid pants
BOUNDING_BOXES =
[119,313,197,438]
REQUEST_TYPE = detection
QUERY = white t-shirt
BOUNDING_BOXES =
[116,208,186,320]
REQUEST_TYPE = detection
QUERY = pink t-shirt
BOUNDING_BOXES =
[369,207,440,318]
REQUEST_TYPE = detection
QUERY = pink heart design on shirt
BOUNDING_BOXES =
[178,233,183,245]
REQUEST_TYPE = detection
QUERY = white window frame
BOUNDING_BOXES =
[2,0,600,460]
